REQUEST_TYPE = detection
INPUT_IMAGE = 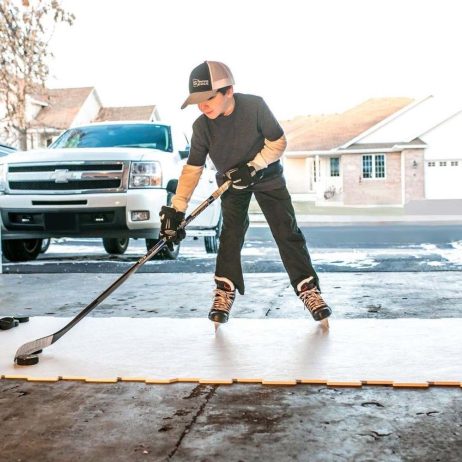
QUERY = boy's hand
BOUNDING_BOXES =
[225,163,257,189]
[159,206,186,244]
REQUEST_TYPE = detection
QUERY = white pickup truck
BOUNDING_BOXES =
[0,121,222,262]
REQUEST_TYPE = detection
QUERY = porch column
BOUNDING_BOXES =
[304,157,313,192]
[315,154,321,198]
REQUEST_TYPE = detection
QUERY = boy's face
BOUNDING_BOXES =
[197,88,234,119]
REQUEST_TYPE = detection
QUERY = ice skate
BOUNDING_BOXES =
[297,277,332,324]
[208,277,236,328]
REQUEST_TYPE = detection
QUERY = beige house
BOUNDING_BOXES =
[281,95,462,206]
[281,98,415,206]
[2,86,159,149]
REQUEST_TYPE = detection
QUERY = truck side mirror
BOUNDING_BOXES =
[166,179,178,194]
[179,148,190,160]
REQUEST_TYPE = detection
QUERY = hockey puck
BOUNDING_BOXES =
[0,317,16,330]
[13,315,30,323]
[16,355,39,366]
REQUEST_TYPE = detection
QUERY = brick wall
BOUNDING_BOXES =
[343,152,403,205]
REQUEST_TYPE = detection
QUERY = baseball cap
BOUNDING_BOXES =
[181,61,235,109]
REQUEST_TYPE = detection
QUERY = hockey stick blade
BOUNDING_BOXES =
[14,181,231,362]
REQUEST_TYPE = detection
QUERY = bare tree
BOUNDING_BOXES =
[0,0,74,149]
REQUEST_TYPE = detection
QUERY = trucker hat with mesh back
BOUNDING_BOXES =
[181,61,235,109]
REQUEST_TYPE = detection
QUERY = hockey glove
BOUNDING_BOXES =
[225,163,257,189]
[159,206,186,244]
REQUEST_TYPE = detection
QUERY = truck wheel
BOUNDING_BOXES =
[2,239,43,262]
[146,239,180,260]
[204,213,222,254]
[102,238,129,255]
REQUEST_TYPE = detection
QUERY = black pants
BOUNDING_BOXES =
[215,186,319,295]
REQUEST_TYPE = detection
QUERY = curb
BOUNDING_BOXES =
[249,213,462,225]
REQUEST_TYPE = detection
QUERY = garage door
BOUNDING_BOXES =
[425,160,462,199]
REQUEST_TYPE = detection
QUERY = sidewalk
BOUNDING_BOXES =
[250,212,462,225]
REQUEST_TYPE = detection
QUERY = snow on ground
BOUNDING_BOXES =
[7,238,460,270]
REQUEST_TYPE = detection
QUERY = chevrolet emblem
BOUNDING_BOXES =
[51,169,73,183]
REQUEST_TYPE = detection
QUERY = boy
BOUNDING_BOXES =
[159,61,331,326]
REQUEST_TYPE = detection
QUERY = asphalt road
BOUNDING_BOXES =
[2,223,462,274]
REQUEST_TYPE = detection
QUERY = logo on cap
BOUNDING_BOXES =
[192,78,209,88]
[181,61,234,109]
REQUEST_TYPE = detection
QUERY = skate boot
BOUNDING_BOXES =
[297,277,332,321]
[208,277,236,324]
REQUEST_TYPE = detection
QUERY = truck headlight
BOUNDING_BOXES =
[129,161,162,188]
[0,163,6,192]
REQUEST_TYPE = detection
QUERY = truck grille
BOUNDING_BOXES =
[6,161,129,194]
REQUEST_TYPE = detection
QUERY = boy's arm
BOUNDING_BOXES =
[171,118,208,212]
[226,134,287,189]
[160,163,203,242]
[171,163,204,212]
[248,134,287,171]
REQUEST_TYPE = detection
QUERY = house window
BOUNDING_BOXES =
[439,161,447,167]
[451,161,458,166]
[362,154,385,179]
[330,157,340,177]
[427,161,436,167]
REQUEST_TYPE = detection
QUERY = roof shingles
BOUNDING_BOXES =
[94,106,156,122]
[31,87,94,130]
[282,97,414,152]
[30,87,157,130]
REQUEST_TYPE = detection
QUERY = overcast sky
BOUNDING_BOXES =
[47,0,462,130]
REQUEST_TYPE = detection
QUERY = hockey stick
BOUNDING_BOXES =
[14,180,231,365]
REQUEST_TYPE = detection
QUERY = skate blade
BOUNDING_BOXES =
[319,318,330,329]
[214,322,220,333]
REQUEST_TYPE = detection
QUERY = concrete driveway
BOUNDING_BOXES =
[1,271,462,461]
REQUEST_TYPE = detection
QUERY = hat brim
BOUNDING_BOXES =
[181,90,218,109]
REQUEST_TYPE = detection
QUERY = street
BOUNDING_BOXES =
[2,223,462,274]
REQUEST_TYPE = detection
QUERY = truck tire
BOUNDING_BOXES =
[102,237,129,255]
[2,239,43,262]
[204,213,222,254]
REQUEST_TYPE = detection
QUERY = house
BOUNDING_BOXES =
[281,96,462,206]
[2,86,159,149]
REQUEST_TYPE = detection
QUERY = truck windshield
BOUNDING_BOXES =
[50,124,172,152]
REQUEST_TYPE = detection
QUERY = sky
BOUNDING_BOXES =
[47,0,462,131]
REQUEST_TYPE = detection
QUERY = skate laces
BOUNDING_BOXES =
[298,278,327,314]
[212,287,235,313]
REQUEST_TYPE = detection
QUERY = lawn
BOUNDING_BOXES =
[249,200,405,216]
